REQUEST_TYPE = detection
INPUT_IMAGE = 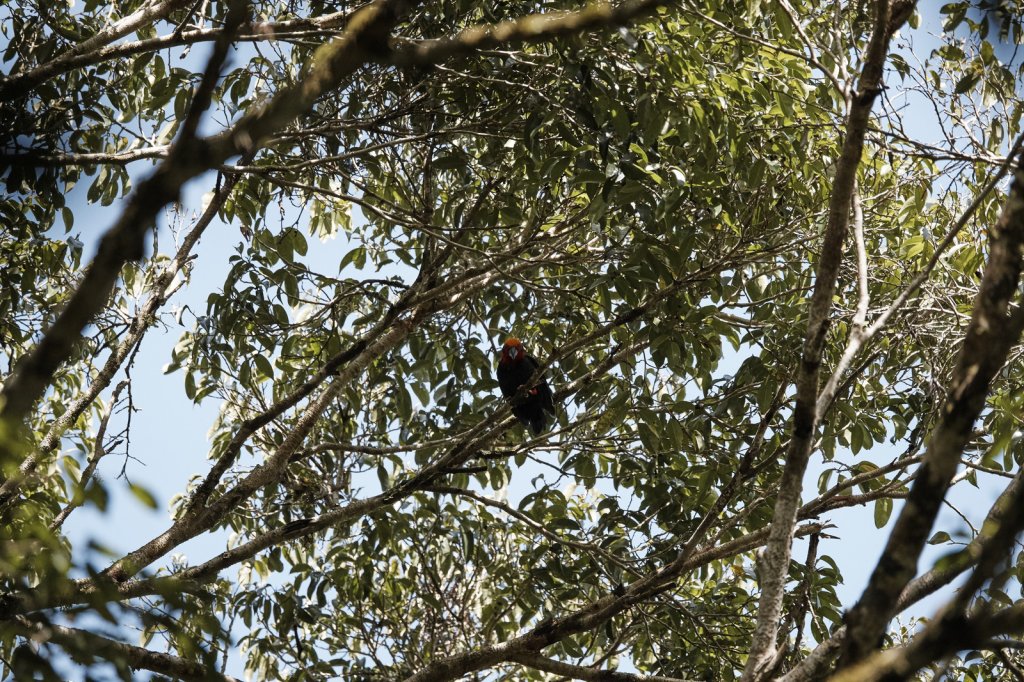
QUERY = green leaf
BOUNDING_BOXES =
[873,497,893,528]
[954,72,980,94]
[128,483,159,510]
[340,246,366,271]
[254,354,274,379]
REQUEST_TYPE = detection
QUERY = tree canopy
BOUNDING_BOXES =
[4,0,1024,679]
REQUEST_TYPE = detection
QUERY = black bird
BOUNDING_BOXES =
[496,337,555,436]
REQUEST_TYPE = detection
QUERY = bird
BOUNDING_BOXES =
[496,337,555,436]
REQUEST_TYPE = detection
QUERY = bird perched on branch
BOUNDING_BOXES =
[496,337,555,436]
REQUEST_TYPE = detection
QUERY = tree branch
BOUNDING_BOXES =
[0,0,193,102]
[832,602,1024,682]
[509,651,689,682]
[0,8,361,101]
[0,146,256,517]
[742,2,915,678]
[781,464,1024,682]
[0,0,413,446]
[816,129,1024,420]
[837,153,1024,667]
[388,0,669,67]
[6,617,240,682]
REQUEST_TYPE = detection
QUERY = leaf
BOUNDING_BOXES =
[954,72,980,94]
[128,483,159,510]
[62,454,81,482]
[254,354,274,379]
[873,497,893,528]
[340,246,365,272]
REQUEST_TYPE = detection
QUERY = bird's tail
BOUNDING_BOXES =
[530,415,546,436]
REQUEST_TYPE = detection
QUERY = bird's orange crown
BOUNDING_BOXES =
[500,337,524,364]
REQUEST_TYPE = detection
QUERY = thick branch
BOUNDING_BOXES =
[6,617,239,682]
[388,0,668,67]
[509,651,688,681]
[816,130,1024,419]
[0,9,358,101]
[0,0,192,101]
[831,603,1024,682]
[0,146,170,167]
[742,2,915,678]
[0,150,256,516]
[843,441,1024,679]
[837,154,1024,667]
[781,465,1024,682]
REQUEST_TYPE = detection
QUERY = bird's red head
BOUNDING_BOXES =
[500,337,525,365]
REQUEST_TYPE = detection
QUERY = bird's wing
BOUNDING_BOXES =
[526,355,556,412]
[537,382,555,413]
[524,354,544,376]
[495,362,517,398]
